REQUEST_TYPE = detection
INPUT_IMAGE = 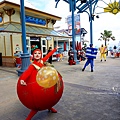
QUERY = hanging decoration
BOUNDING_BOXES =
[104,1,120,15]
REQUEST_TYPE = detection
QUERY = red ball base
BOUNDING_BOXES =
[17,73,64,120]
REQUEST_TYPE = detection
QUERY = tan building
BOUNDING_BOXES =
[0,0,70,67]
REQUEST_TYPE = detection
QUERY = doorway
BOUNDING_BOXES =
[30,37,41,54]
[41,38,47,57]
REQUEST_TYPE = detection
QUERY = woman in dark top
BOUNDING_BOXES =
[47,47,52,64]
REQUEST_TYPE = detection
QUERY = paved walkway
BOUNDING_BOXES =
[0,53,120,120]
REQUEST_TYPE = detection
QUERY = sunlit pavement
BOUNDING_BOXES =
[0,53,120,120]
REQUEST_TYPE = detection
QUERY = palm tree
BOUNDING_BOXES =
[98,30,115,46]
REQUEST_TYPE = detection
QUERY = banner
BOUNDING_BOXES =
[66,14,80,36]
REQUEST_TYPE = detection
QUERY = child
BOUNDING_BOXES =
[59,53,63,61]
[68,54,76,65]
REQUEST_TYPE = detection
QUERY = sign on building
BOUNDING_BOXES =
[25,16,46,26]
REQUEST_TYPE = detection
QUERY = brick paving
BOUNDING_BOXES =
[0,53,120,120]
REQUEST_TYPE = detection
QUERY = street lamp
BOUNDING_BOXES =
[55,0,98,63]
[77,0,99,44]
[55,0,79,64]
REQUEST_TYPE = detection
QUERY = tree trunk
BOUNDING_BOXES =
[105,40,107,46]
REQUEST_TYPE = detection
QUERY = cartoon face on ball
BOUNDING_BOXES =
[36,66,59,88]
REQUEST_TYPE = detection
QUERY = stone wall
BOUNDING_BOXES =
[2,57,16,67]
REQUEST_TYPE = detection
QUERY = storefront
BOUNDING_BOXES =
[0,0,70,67]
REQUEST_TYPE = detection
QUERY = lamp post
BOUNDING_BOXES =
[89,1,93,44]
[17,0,30,76]
[55,0,79,64]
[71,0,78,63]
[55,0,98,63]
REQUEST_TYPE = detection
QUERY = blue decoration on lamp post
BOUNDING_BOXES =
[77,0,98,44]
[17,0,30,76]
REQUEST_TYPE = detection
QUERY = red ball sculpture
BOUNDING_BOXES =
[17,67,63,110]
[17,47,64,120]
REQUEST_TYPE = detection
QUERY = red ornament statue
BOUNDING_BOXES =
[17,47,64,120]
[64,42,66,51]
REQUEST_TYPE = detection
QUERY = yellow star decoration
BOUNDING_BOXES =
[36,66,59,88]
[104,1,120,15]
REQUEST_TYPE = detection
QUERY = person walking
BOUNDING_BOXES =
[82,44,98,72]
[105,45,108,56]
[99,44,107,61]
[68,53,76,65]
[59,52,63,61]
[47,47,52,64]
[113,45,117,57]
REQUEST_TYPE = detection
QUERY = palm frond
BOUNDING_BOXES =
[98,30,116,45]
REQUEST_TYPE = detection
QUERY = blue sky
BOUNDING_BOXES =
[28,0,48,11]
[0,0,120,47]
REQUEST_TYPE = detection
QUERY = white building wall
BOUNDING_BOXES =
[3,13,9,23]
[11,11,20,23]
[48,22,53,28]
[12,34,22,54]
[0,36,5,56]
[5,36,12,56]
